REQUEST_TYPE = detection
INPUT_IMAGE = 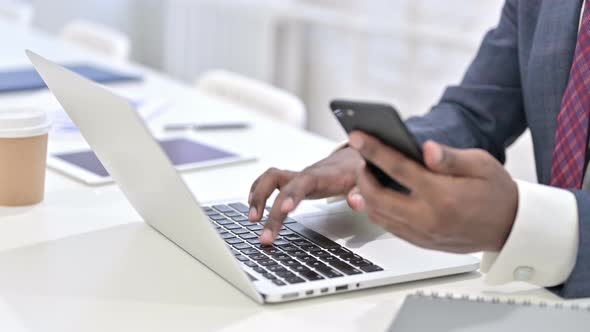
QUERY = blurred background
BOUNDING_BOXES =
[2,0,536,180]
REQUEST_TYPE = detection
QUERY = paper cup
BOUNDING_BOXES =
[0,108,51,206]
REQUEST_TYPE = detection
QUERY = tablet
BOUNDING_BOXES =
[48,137,255,185]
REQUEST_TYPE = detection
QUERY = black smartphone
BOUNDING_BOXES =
[330,100,424,194]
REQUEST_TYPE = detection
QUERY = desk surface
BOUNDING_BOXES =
[0,19,585,332]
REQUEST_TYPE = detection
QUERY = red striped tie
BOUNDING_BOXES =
[550,2,590,189]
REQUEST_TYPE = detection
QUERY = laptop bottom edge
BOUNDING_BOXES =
[261,263,480,304]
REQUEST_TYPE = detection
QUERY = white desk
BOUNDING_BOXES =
[0,20,584,332]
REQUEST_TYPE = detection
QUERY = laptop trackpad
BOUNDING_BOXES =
[294,204,452,271]
[296,211,393,250]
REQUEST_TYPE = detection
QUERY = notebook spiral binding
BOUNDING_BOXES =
[412,290,590,312]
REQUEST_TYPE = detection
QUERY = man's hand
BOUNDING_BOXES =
[249,147,365,245]
[348,131,518,253]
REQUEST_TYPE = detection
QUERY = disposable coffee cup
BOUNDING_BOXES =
[0,108,51,206]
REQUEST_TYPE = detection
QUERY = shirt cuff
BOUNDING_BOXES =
[481,180,579,287]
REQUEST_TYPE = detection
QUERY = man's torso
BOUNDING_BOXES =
[514,1,583,184]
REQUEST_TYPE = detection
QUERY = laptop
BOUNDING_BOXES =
[27,50,479,304]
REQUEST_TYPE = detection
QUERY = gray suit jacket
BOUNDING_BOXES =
[406,0,589,298]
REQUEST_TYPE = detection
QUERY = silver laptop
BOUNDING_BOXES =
[27,50,479,304]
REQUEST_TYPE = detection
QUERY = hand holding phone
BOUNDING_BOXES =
[330,100,424,194]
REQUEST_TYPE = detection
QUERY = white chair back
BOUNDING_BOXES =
[60,20,130,61]
[196,70,306,128]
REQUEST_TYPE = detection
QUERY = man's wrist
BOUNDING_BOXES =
[331,141,348,155]
[487,178,519,252]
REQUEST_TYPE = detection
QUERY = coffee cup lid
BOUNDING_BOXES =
[0,108,52,138]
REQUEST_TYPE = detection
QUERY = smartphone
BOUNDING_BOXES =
[330,100,424,194]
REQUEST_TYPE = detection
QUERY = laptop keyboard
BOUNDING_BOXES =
[204,203,383,287]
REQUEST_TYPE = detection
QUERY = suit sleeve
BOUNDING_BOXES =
[406,0,525,163]
[405,0,590,298]
[548,190,590,298]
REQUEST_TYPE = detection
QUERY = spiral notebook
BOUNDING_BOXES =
[389,291,590,332]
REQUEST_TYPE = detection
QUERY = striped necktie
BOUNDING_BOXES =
[550,1,590,189]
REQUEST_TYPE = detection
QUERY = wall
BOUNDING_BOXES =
[295,0,505,140]
[31,0,133,34]
[30,0,165,69]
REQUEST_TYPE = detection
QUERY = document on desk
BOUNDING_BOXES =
[0,64,142,93]
[51,96,171,133]
[389,291,590,332]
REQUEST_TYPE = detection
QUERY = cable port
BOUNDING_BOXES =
[335,285,348,292]
[282,292,298,300]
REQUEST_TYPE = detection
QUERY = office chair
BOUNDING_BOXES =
[60,19,131,61]
[196,70,306,128]
[0,1,33,26]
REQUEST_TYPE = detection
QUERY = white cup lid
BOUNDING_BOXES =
[0,108,52,138]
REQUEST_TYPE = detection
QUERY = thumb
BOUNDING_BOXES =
[346,187,366,211]
[423,140,489,177]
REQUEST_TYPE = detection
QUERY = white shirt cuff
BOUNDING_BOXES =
[481,180,579,287]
